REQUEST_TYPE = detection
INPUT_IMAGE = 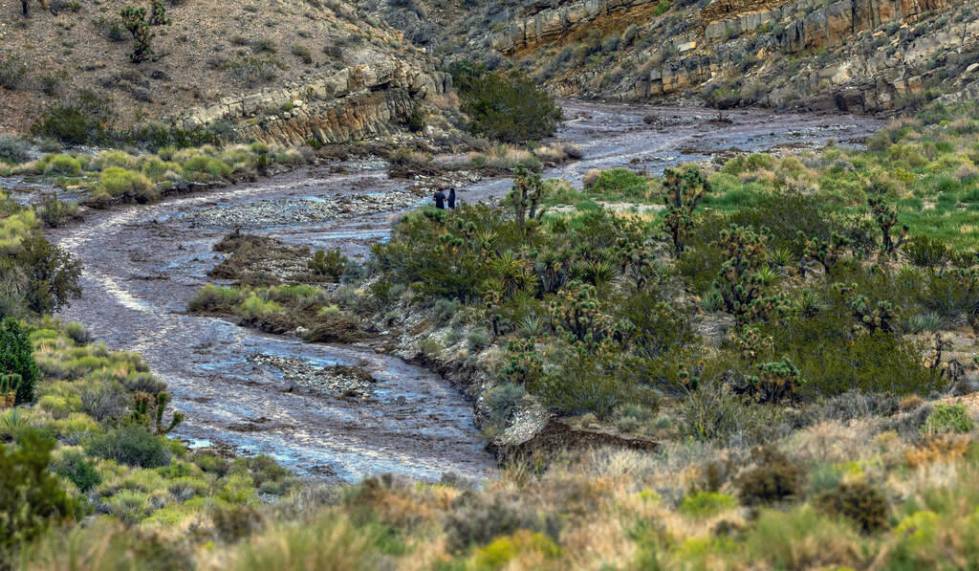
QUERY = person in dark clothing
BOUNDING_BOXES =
[448,188,457,209]
[433,189,446,209]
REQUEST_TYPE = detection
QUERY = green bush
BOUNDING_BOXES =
[52,450,102,493]
[97,167,157,203]
[86,425,171,468]
[453,65,561,144]
[678,491,738,518]
[32,90,114,146]
[922,403,974,436]
[736,447,802,506]
[0,430,77,563]
[188,285,243,313]
[584,168,650,200]
[0,136,29,165]
[0,318,40,405]
[815,481,889,533]
[43,154,83,176]
[0,54,28,90]
[182,155,233,180]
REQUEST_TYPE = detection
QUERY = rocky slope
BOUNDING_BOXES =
[427,0,979,112]
[0,0,452,145]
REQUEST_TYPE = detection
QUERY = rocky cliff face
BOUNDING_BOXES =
[483,0,979,112]
[176,60,449,147]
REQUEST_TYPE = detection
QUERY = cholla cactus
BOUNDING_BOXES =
[662,167,710,254]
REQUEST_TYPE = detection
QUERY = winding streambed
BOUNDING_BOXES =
[53,100,882,482]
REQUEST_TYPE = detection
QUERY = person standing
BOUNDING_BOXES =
[448,188,457,209]
[433,188,446,209]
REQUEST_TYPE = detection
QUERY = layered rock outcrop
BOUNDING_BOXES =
[492,0,664,53]
[489,0,977,112]
[175,60,448,147]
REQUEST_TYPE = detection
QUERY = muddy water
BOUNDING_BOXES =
[53,101,882,482]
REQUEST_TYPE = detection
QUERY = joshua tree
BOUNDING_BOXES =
[131,391,184,435]
[662,167,710,255]
[149,0,170,26]
[121,6,154,63]
[507,167,546,232]
[21,0,48,17]
[867,181,908,256]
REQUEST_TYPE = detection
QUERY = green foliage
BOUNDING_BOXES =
[453,66,561,144]
[52,449,102,492]
[815,481,889,533]
[121,6,155,64]
[679,491,737,518]
[482,382,525,433]
[14,233,83,315]
[586,169,650,200]
[736,447,802,506]
[922,403,974,436]
[0,136,29,165]
[97,166,157,203]
[308,249,347,281]
[904,235,949,267]
[662,167,710,254]
[0,318,40,405]
[86,425,171,468]
[0,430,77,564]
[32,89,115,146]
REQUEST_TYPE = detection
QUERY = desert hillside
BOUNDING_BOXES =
[0,0,449,144]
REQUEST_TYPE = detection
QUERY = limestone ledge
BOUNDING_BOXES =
[174,60,448,146]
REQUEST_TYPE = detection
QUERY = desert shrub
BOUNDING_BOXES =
[584,168,650,200]
[43,154,82,176]
[922,403,974,436]
[86,425,171,468]
[482,382,525,432]
[15,233,83,315]
[225,56,281,87]
[188,285,243,313]
[182,155,233,180]
[32,90,115,146]
[815,481,889,533]
[0,54,28,90]
[736,447,802,506]
[64,322,91,345]
[533,352,622,418]
[80,384,130,422]
[0,318,40,405]
[679,491,738,518]
[0,136,29,164]
[35,195,79,228]
[452,63,561,144]
[905,235,949,267]
[52,449,102,492]
[97,167,157,203]
[308,249,346,281]
[445,495,539,552]
[0,430,77,564]
[302,310,363,343]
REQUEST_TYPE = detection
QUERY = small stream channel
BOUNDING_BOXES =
[42,100,882,482]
